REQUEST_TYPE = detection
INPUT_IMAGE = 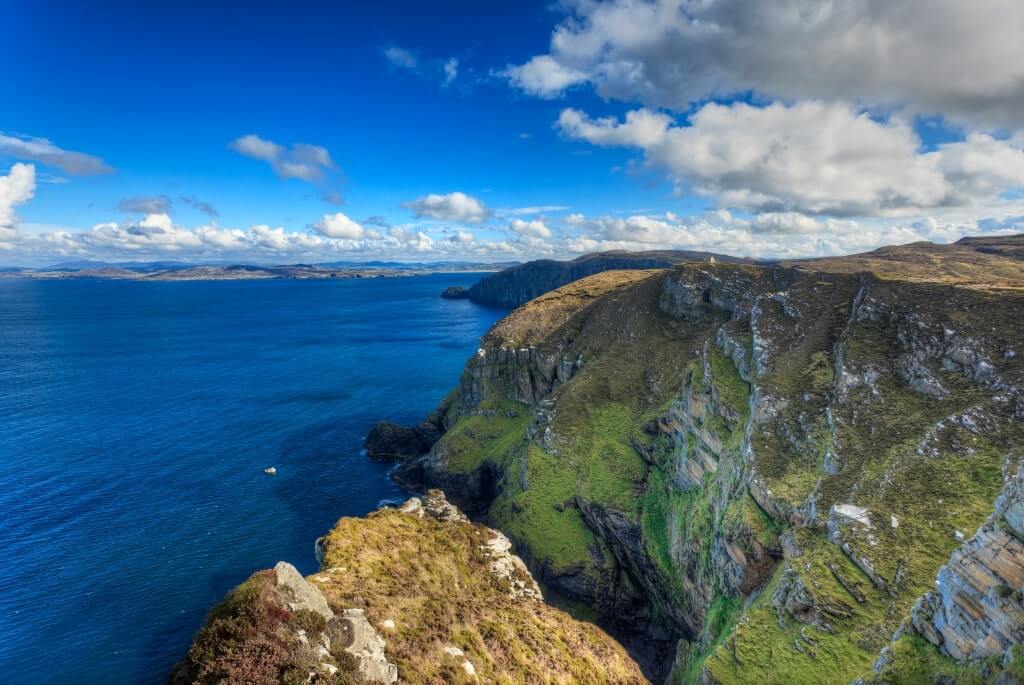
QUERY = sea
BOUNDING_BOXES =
[0,273,505,683]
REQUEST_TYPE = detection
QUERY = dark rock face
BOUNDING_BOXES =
[576,497,701,639]
[364,410,446,462]
[466,250,751,308]
[440,285,470,299]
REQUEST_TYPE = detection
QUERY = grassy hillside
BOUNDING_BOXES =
[403,236,1024,682]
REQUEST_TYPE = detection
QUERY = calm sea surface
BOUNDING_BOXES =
[0,274,504,683]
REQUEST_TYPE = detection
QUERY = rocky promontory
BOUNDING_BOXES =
[441,286,470,299]
[172,490,647,684]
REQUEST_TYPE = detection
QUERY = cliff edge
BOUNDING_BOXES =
[171,490,647,684]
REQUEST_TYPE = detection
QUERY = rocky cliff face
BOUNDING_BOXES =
[173,490,647,684]
[376,237,1024,683]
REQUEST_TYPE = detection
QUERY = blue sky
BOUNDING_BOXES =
[2,0,1024,265]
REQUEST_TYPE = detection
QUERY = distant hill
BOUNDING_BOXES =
[463,249,756,308]
[779,233,1024,289]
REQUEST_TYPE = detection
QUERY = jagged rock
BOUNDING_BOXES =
[364,418,442,461]
[338,608,398,684]
[480,529,543,601]
[273,561,333,620]
[421,488,468,522]
[441,285,469,299]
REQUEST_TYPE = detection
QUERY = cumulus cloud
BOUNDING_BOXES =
[0,163,36,238]
[403,191,489,223]
[229,134,337,183]
[559,101,1024,216]
[0,133,113,175]
[503,55,587,97]
[383,45,418,70]
[510,219,552,239]
[119,195,172,214]
[312,212,365,239]
[507,0,1024,127]
[447,229,476,244]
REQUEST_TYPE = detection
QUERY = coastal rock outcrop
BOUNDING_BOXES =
[174,490,646,684]
[169,560,397,685]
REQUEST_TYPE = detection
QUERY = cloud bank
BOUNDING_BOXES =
[506,0,1024,128]
[559,102,1024,216]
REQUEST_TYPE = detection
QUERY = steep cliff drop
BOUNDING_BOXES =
[370,236,1024,683]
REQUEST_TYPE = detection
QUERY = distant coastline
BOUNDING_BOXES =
[0,261,516,282]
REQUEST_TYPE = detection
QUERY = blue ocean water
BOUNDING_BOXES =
[0,274,504,684]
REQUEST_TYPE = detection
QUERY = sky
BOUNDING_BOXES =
[3,0,1024,266]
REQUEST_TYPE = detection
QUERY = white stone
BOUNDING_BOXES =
[442,646,464,658]
[381,619,395,630]
[832,504,872,528]
[462,660,477,677]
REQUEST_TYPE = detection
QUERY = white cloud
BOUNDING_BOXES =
[443,58,459,86]
[404,191,489,223]
[510,218,552,239]
[0,163,36,238]
[447,229,476,244]
[750,212,824,235]
[229,134,337,184]
[559,101,1024,216]
[558,108,672,148]
[384,45,417,70]
[508,0,1024,127]
[312,212,365,239]
[560,207,1024,259]
[0,133,112,175]
[503,55,588,98]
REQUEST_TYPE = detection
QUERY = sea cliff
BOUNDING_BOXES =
[371,236,1024,683]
